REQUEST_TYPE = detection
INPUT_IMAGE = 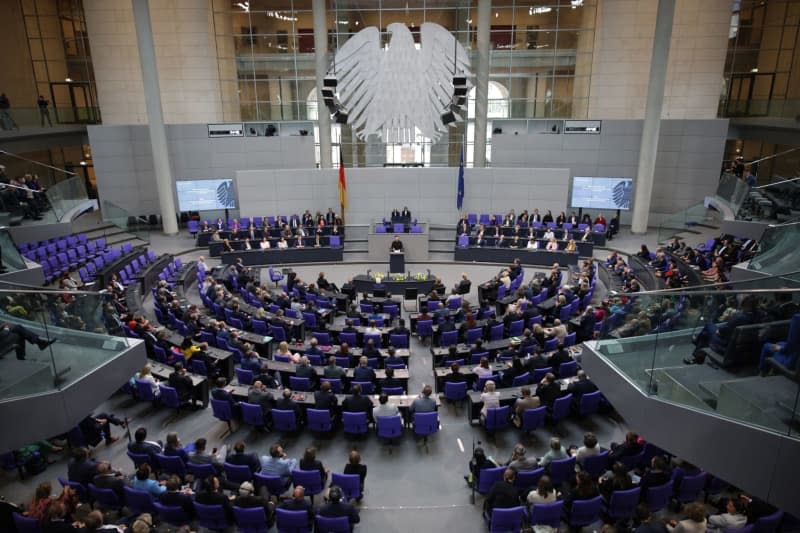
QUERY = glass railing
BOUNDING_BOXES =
[591,285,800,438]
[0,106,100,129]
[0,286,130,401]
[748,222,800,278]
[102,200,150,244]
[716,173,751,216]
[46,176,89,222]
[722,98,800,120]
[657,202,721,245]
[0,227,28,273]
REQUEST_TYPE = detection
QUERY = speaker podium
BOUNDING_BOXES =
[389,251,405,274]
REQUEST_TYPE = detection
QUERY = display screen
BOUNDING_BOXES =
[176,179,236,211]
[571,177,633,210]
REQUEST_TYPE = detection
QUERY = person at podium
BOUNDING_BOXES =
[390,236,404,253]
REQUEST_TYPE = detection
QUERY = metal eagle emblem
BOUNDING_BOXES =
[329,22,472,143]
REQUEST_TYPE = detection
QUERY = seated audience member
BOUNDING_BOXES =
[352,356,376,383]
[758,312,799,375]
[466,446,498,488]
[318,486,360,532]
[275,388,304,424]
[527,475,558,506]
[299,446,329,485]
[667,502,708,533]
[512,386,540,428]
[195,476,233,521]
[484,468,520,518]
[128,427,162,464]
[342,384,375,422]
[314,380,339,414]
[540,437,568,468]
[226,441,261,473]
[574,432,601,466]
[506,444,538,472]
[132,463,166,497]
[608,431,643,462]
[381,366,405,392]
[685,295,760,364]
[343,450,367,496]
[188,438,223,473]
[211,377,241,418]
[562,471,600,514]
[279,486,314,527]
[567,370,599,403]
[260,443,297,487]
[479,380,501,423]
[707,498,747,532]
[535,372,563,408]
[409,384,437,414]
[373,393,400,421]
[638,455,672,498]
[599,461,633,499]
[473,357,493,379]
[234,480,273,526]
[324,355,347,379]
[92,462,126,498]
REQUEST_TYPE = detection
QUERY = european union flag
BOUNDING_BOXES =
[457,145,465,211]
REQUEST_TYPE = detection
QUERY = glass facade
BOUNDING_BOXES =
[20,0,100,124]
[722,0,800,118]
[211,0,596,167]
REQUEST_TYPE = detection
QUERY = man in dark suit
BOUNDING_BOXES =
[535,373,563,408]
[247,381,274,422]
[567,370,598,406]
[548,344,573,374]
[211,377,241,418]
[233,480,274,526]
[294,356,317,387]
[275,388,304,424]
[401,206,411,220]
[128,427,162,464]
[380,367,404,392]
[159,476,195,518]
[342,384,374,422]
[318,486,360,532]
[484,468,520,518]
[67,447,100,486]
[437,316,457,343]
[226,441,261,473]
[390,318,410,339]
[575,306,597,343]
[454,273,472,295]
[352,356,376,383]
[92,462,126,498]
[314,380,339,416]
[280,486,314,527]
[169,363,195,406]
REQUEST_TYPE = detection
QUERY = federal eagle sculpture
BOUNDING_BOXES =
[328,22,472,143]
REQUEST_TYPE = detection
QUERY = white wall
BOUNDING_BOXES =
[236,167,571,225]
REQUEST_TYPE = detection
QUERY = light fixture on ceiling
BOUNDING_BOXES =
[266,10,297,22]
[751,68,759,72]
[355,20,359,26]
[466,18,472,24]
[79,161,87,166]
[530,6,552,15]
[65,77,73,82]
[236,2,249,12]
[495,12,499,18]
[571,0,584,7]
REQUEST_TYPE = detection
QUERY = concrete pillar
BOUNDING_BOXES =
[472,0,491,168]
[631,0,675,234]
[132,0,178,235]
[313,0,332,169]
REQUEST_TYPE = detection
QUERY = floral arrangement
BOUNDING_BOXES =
[372,272,383,283]
[391,274,406,281]
[414,272,427,280]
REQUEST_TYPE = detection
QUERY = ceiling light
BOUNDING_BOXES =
[355,21,359,26]
[571,0,584,7]
[79,161,87,166]
[466,18,472,24]
[495,12,499,18]
[236,2,249,12]
[751,68,759,72]
[531,6,553,15]
[65,77,72,82]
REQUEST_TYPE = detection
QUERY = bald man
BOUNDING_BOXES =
[279,485,313,525]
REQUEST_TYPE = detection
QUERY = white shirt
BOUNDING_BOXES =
[277,240,288,249]
[260,240,270,249]
[546,241,558,251]
[527,240,539,249]
[543,230,555,240]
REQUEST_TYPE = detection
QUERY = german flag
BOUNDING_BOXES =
[338,147,347,217]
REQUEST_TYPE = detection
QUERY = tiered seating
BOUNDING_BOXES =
[16,233,111,284]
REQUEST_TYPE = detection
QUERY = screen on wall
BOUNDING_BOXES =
[176,179,237,211]
[571,177,633,210]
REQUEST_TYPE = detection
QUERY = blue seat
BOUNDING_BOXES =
[390,333,409,348]
[134,378,159,403]
[194,502,229,530]
[270,325,286,342]
[154,502,191,526]
[529,501,564,528]
[307,408,333,433]
[234,505,270,533]
[88,483,122,509]
[351,381,374,394]
[275,508,312,533]
[224,462,253,485]
[578,390,603,416]
[440,330,458,347]
[413,411,439,441]
[645,480,674,513]
[268,266,284,286]
[321,378,343,393]
[547,456,576,486]
[58,477,88,502]
[13,512,43,533]
[509,319,524,337]
[550,393,573,423]
[272,409,298,432]
[417,320,433,341]
[484,505,527,532]
[474,374,500,392]
[186,462,216,479]
[514,467,544,493]
[210,398,235,436]
[582,450,610,479]
[482,405,510,432]
[343,411,369,436]
[289,376,312,391]
[477,466,506,494]
[521,406,547,433]
[558,360,578,378]
[467,327,484,344]
[605,487,641,520]
[331,472,362,502]
[382,386,403,396]
[376,415,403,441]
[569,495,603,529]
[254,472,289,498]
[240,401,266,429]
[754,510,784,533]
[156,453,186,478]
[339,331,358,346]
[315,514,350,533]
[543,338,558,351]
[292,469,324,501]
[512,372,530,387]
[444,381,467,404]
[126,450,151,469]
[236,367,254,385]
[124,486,157,515]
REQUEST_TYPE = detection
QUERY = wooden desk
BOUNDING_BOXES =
[432,362,507,392]
[149,361,210,408]
[278,341,410,365]
[263,359,409,386]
